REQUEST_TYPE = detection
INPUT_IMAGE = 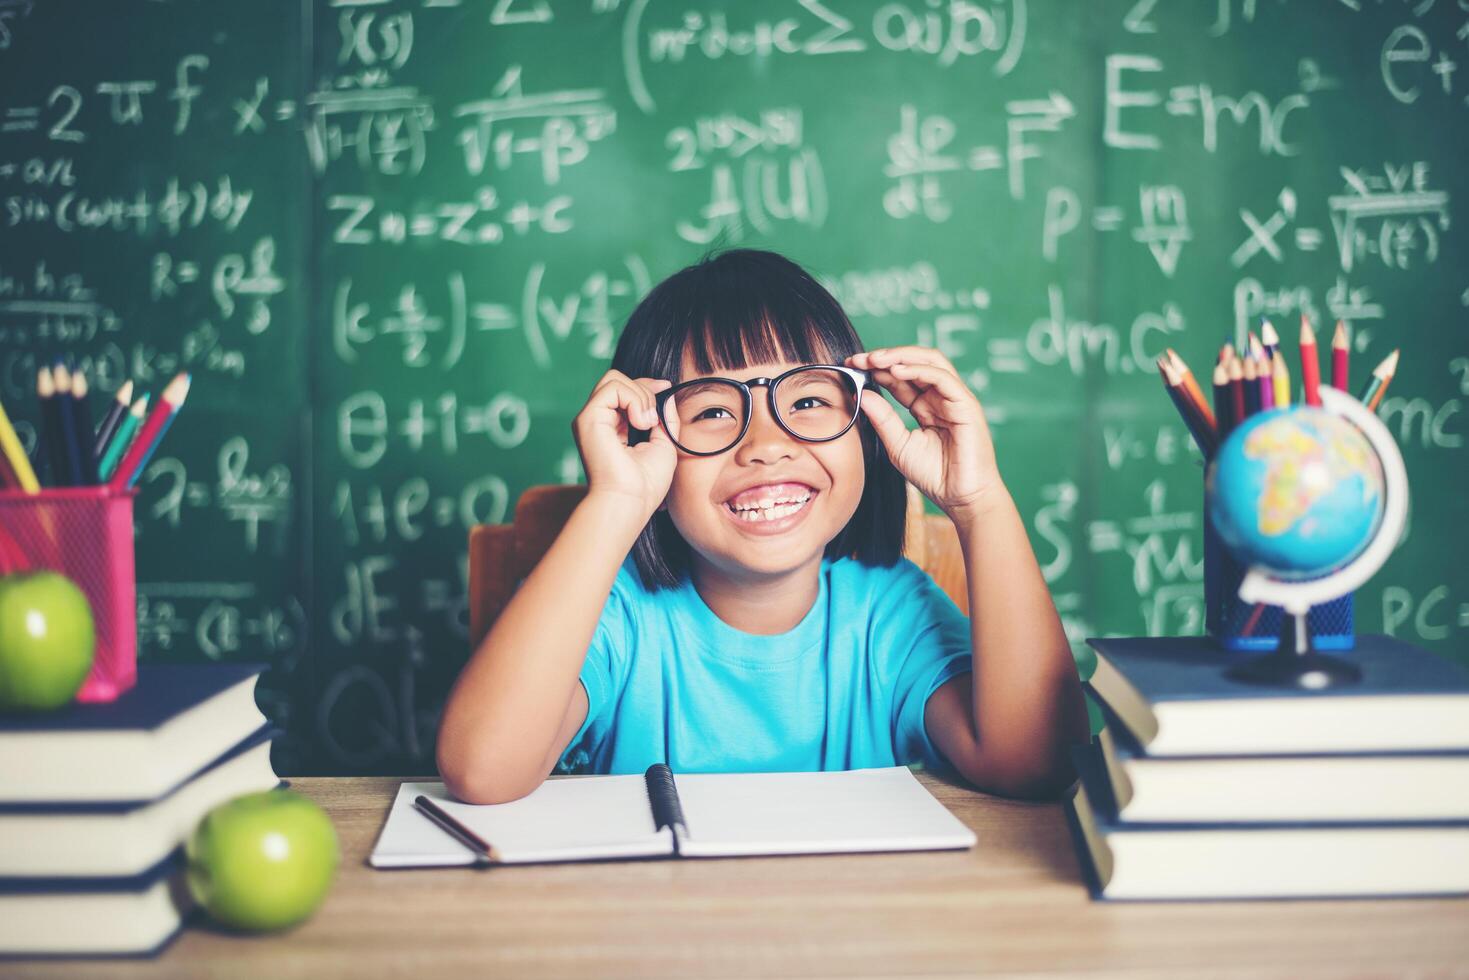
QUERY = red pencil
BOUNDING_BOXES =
[1331,320,1350,391]
[107,373,191,490]
[1299,315,1322,407]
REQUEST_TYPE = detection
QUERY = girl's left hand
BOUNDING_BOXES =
[846,346,1005,526]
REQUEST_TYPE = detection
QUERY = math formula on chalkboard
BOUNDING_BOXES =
[1,1,1464,774]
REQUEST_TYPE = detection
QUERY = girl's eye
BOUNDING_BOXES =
[792,397,830,411]
[693,407,735,422]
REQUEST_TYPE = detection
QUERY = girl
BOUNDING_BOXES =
[438,249,1090,804]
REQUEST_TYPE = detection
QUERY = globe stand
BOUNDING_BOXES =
[1225,610,1362,689]
[1226,388,1408,692]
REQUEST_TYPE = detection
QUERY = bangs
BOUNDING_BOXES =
[683,309,841,380]
[613,248,863,384]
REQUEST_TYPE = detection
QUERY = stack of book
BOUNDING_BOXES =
[0,663,279,957]
[1068,635,1469,901]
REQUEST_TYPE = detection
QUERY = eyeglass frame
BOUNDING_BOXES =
[652,363,878,457]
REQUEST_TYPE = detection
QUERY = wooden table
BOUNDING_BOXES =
[11,773,1469,978]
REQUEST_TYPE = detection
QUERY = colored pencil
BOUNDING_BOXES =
[1248,332,1265,361]
[1213,361,1233,439]
[1299,315,1322,407]
[1165,349,1216,430]
[1218,343,1233,366]
[0,395,40,493]
[1272,350,1292,408]
[93,379,133,461]
[1260,318,1280,361]
[1157,357,1216,456]
[1359,349,1400,413]
[37,366,68,486]
[1242,353,1261,416]
[97,394,149,483]
[51,363,88,486]
[1227,355,1246,425]
[0,435,16,488]
[1330,321,1350,391]
[109,373,190,489]
[1258,354,1275,411]
[69,370,98,485]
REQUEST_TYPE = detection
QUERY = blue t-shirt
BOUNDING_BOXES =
[556,554,974,776]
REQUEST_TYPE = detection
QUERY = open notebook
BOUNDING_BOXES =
[369,765,976,868]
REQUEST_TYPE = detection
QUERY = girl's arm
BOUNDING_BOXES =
[930,490,1091,799]
[436,492,644,804]
[846,346,1090,800]
[438,370,678,805]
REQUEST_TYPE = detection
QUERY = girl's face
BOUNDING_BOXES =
[661,346,867,584]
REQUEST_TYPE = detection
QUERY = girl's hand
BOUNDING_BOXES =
[845,346,1004,528]
[572,371,680,518]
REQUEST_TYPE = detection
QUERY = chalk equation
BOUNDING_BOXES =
[3,0,1464,776]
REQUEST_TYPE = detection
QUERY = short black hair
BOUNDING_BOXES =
[609,247,907,590]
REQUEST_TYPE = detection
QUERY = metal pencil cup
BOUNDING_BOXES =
[0,488,137,702]
[1203,505,1354,652]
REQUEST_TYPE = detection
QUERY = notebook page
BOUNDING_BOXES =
[671,767,976,858]
[368,776,674,868]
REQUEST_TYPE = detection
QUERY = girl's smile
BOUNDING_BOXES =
[722,482,820,534]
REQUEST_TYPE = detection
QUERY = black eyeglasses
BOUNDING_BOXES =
[653,364,875,457]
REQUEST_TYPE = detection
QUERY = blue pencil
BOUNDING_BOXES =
[113,373,191,490]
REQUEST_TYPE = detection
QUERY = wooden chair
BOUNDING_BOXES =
[468,483,968,648]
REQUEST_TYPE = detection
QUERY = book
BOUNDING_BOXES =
[0,851,194,957]
[0,725,283,877]
[1077,702,1469,824]
[0,662,268,803]
[1086,635,1469,757]
[369,765,976,868]
[1064,778,1469,901]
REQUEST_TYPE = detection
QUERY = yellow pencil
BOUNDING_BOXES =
[0,397,40,492]
[1272,350,1291,408]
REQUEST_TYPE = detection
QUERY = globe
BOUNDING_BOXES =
[1207,407,1385,579]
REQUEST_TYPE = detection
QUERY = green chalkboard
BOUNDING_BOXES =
[2,1,1465,776]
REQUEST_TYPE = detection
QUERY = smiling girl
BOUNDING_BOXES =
[437,249,1090,803]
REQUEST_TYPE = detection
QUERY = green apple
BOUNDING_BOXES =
[186,789,340,933]
[0,570,95,712]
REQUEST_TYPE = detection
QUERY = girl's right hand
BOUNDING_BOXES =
[571,371,680,518]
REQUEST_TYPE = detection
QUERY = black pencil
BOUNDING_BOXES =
[93,379,133,462]
[51,363,85,486]
[1242,354,1261,417]
[37,366,68,487]
[413,795,500,864]
[70,369,98,484]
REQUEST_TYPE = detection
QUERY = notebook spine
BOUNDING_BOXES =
[643,763,686,845]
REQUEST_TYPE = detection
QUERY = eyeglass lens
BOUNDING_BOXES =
[668,368,859,454]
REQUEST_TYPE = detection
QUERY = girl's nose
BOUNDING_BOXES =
[733,397,798,465]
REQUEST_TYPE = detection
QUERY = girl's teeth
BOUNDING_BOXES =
[732,496,811,521]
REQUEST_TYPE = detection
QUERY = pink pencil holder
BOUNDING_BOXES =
[0,488,137,703]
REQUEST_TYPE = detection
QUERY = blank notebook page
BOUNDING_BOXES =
[672,767,977,857]
[369,776,674,868]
